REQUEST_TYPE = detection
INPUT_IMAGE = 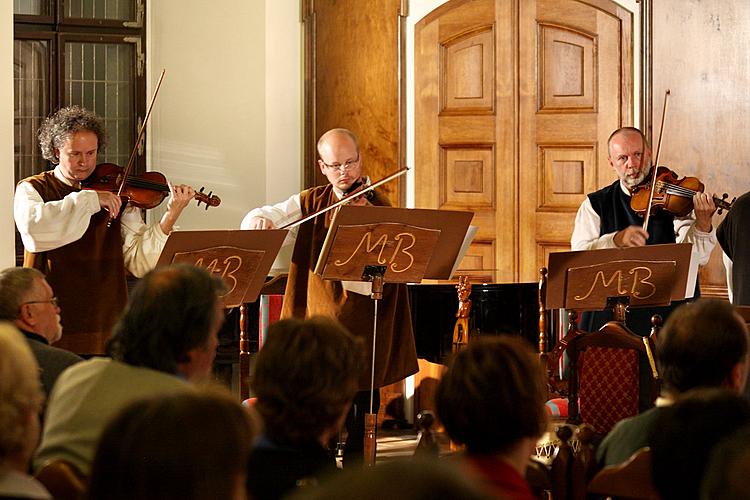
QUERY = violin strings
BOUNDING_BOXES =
[126,177,170,192]
[655,181,698,198]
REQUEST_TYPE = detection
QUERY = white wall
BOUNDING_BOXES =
[1,0,14,267]
[147,0,301,231]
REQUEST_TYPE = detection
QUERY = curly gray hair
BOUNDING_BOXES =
[37,105,107,164]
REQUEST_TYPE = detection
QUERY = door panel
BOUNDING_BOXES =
[417,0,633,283]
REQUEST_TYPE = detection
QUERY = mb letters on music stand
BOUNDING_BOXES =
[545,242,694,312]
[156,229,287,307]
[314,204,474,466]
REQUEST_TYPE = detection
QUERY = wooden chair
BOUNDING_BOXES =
[538,268,661,436]
[587,447,661,500]
[34,459,86,500]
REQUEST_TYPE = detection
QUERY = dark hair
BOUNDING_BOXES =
[650,388,750,500]
[286,457,492,500]
[0,267,44,321]
[701,423,750,500]
[252,316,363,445]
[38,105,107,163]
[436,336,547,454]
[106,264,226,373]
[656,299,748,394]
[87,387,253,500]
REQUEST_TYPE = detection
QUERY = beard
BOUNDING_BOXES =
[620,163,652,188]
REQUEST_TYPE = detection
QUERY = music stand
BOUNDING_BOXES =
[315,204,473,466]
[546,243,693,312]
[157,229,288,397]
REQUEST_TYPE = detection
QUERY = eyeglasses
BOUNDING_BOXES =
[320,155,360,173]
[22,297,59,307]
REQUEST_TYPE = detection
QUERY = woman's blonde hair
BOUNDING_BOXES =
[0,322,43,460]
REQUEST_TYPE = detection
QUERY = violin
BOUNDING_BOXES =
[630,166,734,217]
[81,163,221,210]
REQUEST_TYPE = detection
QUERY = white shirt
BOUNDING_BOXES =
[14,166,169,278]
[570,180,716,266]
[240,180,372,294]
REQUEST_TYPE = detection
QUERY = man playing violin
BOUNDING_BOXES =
[14,105,195,355]
[241,128,418,465]
[571,126,718,335]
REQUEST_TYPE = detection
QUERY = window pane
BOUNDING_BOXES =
[14,0,51,16]
[14,39,49,182]
[65,0,136,22]
[64,41,134,166]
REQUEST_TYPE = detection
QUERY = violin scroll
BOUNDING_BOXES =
[196,187,221,210]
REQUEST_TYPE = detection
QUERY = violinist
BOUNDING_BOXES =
[240,128,418,465]
[13,106,195,355]
[717,191,750,306]
[570,127,718,335]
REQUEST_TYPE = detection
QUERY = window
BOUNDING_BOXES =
[13,0,146,264]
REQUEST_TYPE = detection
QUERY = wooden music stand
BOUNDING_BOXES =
[546,243,694,313]
[156,229,288,397]
[314,204,473,466]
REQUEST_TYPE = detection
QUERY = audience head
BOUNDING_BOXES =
[252,316,363,446]
[87,387,253,500]
[701,423,750,500]
[656,299,749,397]
[286,457,492,500]
[650,388,750,500]
[0,267,62,344]
[436,336,547,455]
[106,264,227,383]
[0,322,44,470]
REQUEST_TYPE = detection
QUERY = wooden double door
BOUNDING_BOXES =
[415,0,633,283]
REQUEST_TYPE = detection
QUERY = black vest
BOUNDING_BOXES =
[588,180,676,244]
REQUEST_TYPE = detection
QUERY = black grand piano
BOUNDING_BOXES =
[214,278,541,399]
[407,281,540,364]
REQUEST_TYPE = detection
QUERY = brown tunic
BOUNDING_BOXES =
[21,171,127,355]
[282,184,419,390]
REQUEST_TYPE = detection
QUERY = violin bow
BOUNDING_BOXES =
[643,89,671,230]
[106,69,166,226]
[280,167,409,230]
[116,69,166,199]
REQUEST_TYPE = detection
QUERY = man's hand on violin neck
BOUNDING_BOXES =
[614,225,649,248]
[97,191,123,216]
[693,192,716,233]
[166,183,195,213]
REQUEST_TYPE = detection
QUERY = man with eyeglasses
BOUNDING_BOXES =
[570,127,717,336]
[0,267,81,396]
[241,128,418,465]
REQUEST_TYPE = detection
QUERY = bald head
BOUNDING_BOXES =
[316,128,362,191]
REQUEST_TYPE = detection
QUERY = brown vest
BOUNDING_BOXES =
[21,171,128,355]
[282,185,419,390]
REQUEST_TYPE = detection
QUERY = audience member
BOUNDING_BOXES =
[700,422,750,500]
[286,457,492,500]
[247,316,363,500]
[34,264,226,477]
[87,387,253,500]
[436,336,547,500]
[650,388,750,500]
[0,323,50,499]
[0,267,81,397]
[596,298,749,467]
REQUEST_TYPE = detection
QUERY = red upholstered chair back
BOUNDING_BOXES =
[566,320,658,436]
[577,346,639,435]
